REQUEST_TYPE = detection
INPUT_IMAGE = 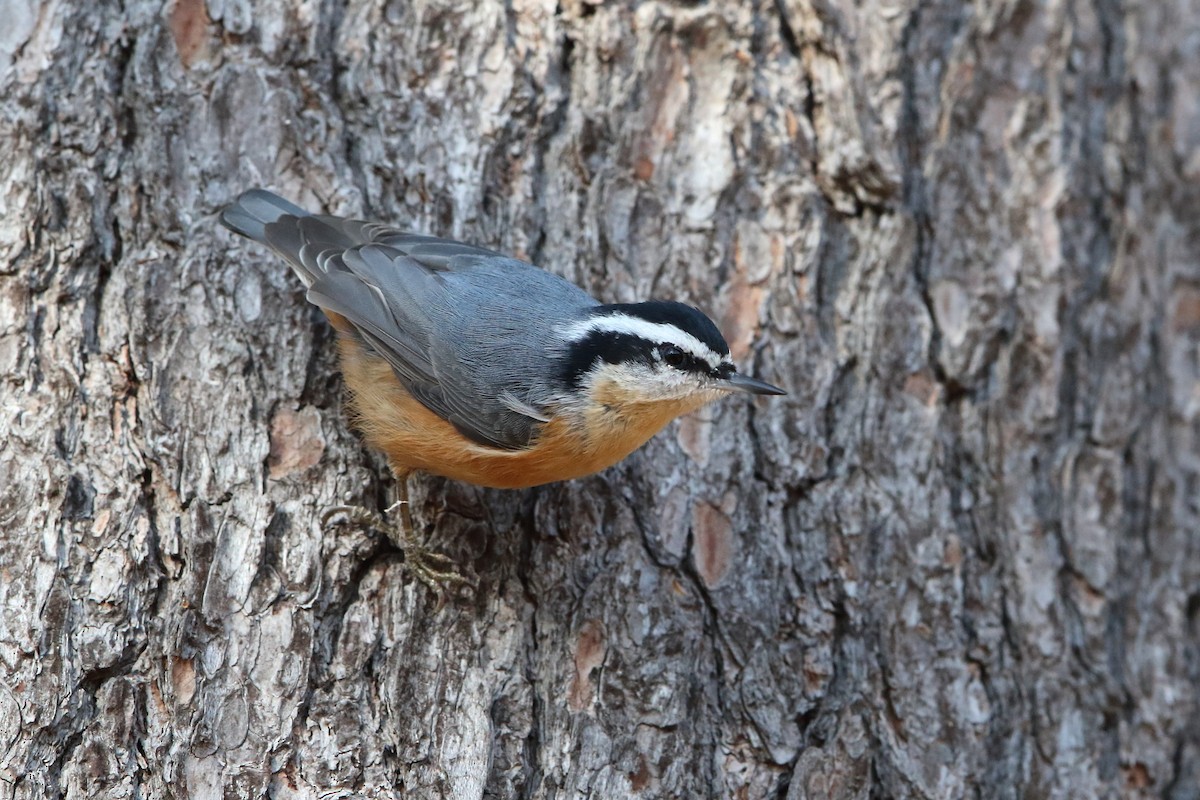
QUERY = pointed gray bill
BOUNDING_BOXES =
[721,373,787,395]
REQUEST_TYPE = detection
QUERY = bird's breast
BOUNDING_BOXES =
[337,340,702,488]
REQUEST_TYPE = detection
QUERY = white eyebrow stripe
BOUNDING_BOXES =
[559,313,725,369]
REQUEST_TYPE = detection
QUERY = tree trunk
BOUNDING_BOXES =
[2,0,1198,797]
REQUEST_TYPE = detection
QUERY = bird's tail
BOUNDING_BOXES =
[219,189,309,243]
[221,189,342,287]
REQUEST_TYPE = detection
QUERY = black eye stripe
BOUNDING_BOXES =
[656,344,713,374]
[561,331,654,388]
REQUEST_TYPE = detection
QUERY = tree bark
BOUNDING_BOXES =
[2,0,1198,797]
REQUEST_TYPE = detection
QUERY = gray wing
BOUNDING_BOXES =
[221,190,597,450]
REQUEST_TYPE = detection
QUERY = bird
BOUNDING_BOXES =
[220,189,785,586]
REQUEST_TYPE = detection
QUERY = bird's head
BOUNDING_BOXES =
[556,301,785,411]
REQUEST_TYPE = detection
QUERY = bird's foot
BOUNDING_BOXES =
[321,501,474,603]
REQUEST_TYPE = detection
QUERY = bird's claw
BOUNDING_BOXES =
[320,504,382,529]
[322,500,474,605]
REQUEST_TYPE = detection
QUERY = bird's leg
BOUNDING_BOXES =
[321,476,473,600]
[383,477,474,594]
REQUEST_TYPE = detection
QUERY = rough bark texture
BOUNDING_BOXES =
[2,0,1198,797]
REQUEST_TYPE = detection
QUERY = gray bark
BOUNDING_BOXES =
[2,0,1198,798]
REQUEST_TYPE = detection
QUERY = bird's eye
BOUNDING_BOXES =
[660,345,685,367]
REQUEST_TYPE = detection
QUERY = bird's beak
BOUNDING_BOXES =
[720,372,787,396]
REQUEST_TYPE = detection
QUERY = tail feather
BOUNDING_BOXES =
[222,189,332,285]
[220,189,310,243]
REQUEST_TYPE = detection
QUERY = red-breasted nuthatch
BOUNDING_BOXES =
[220,190,785,490]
